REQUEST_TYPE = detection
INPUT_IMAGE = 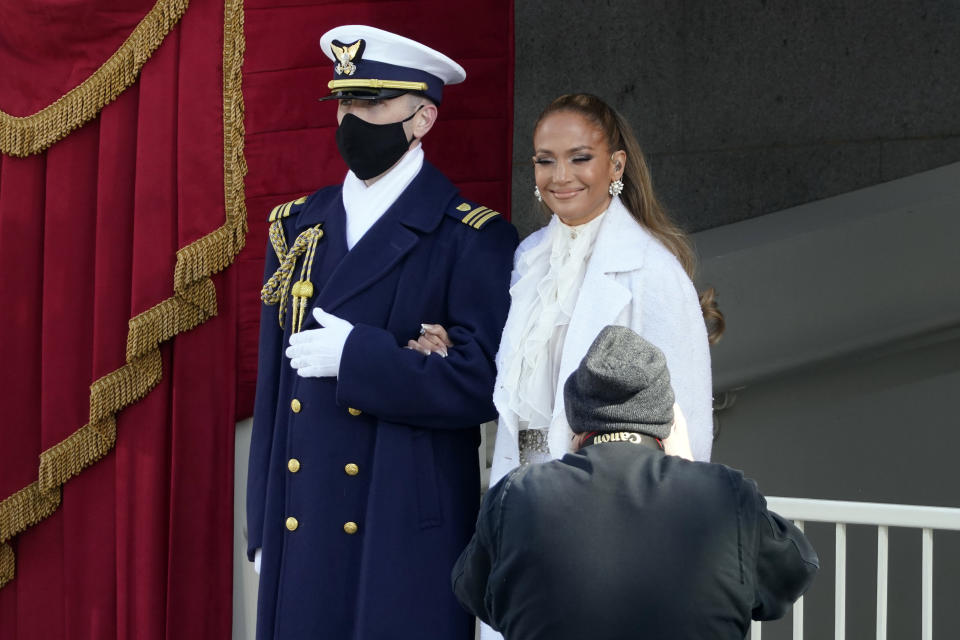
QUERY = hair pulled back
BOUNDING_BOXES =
[534,93,724,343]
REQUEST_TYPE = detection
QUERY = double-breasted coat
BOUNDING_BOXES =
[246,160,518,640]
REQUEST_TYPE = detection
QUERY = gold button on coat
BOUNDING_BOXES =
[288,458,301,473]
[291,398,302,413]
[343,521,358,535]
[347,407,362,416]
[344,463,359,476]
[286,517,299,531]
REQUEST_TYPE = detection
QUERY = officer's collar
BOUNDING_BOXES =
[294,159,455,234]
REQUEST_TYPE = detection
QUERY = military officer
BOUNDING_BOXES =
[246,25,518,640]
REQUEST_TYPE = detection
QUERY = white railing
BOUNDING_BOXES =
[749,497,960,640]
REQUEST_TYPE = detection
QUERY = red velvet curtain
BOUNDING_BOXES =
[0,1,513,638]
[0,1,236,637]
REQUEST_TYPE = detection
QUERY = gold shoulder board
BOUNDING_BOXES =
[456,202,501,230]
[268,196,308,222]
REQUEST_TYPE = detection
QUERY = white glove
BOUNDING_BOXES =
[285,308,354,378]
[254,548,262,575]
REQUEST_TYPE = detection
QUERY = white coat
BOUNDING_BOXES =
[489,196,714,486]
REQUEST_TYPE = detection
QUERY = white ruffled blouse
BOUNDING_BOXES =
[500,210,606,462]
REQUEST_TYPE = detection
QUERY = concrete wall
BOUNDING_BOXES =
[511,1,960,236]
[695,163,960,638]
[716,340,960,639]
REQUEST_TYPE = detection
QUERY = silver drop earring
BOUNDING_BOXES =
[608,178,624,197]
[534,185,543,202]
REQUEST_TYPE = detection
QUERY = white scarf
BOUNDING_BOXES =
[341,144,424,249]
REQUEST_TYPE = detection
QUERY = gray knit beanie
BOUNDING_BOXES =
[563,325,675,439]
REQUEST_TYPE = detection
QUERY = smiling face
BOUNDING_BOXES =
[532,110,625,226]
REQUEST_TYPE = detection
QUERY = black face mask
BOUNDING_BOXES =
[335,105,422,180]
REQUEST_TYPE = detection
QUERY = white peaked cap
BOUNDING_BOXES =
[320,25,466,86]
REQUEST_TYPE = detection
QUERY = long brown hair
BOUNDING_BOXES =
[534,93,725,344]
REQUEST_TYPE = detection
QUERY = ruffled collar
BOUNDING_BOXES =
[501,207,608,430]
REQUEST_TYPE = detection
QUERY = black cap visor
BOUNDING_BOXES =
[319,88,409,102]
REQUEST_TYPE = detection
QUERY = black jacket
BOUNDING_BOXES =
[452,442,818,640]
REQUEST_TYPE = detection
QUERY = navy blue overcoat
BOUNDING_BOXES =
[247,161,518,640]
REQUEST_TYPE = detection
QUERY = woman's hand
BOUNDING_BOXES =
[406,323,453,357]
[662,403,694,460]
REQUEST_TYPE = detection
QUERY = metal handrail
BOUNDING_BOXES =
[749,497,960,640]
[765,497,960,530]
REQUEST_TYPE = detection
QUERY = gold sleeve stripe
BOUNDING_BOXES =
[461,206,489,226]
[471,209,501,229]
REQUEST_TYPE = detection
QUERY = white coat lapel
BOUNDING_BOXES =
[550,199,650,452]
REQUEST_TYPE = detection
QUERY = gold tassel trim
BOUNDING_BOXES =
[0,0,247,589]
[0,543,13,585]
[0,0,190,158]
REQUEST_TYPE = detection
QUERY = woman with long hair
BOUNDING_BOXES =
[415,93,723,478]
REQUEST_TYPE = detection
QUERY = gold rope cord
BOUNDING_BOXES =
[0,0,190,158]
[261,224,324,330]
[0,0,247,589]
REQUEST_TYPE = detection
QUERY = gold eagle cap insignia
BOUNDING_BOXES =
[331,39,364,76]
